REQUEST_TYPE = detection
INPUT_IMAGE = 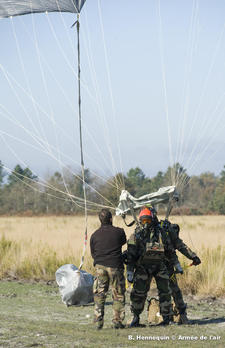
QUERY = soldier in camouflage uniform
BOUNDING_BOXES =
[90,209,126,329]
[127,207,176,327]
[93,265,125,328]
[161,220,201,324]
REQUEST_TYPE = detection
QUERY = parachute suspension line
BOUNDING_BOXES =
[30,12,76,209]
[10,17,51,155]
[175,0,198,180]
[180,106,225,192]
[6,17,121,206]
[97,0,125,191]
[165,198,174,220]
[83,10,124,183]
[177,21,225,189]
[51,10,116,180]
[31,12,62,164]
[44,14,121,193]
[180,22,225,171]
[0,130,87,211]
[32,12,81,215]
[158,0,174,185]
[174,0,198,186]
[0,103,116,207]
[0,61,117,207]
[74,14,88,270]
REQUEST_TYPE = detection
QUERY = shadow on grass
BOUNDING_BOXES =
[70,302,94,307]
[105,301,113,305]
[70,301,114,307]
[189,317,225,325]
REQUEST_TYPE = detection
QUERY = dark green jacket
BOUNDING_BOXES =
[163,221,197,261]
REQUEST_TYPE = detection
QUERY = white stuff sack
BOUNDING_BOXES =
[55,264,94,306]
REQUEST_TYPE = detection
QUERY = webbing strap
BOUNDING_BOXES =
[122,215,135,227]
[75,14,88,270]
[165,199,173,219]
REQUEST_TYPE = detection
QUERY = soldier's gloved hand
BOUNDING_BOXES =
[127,271,134,283]
[192,256,201,266]
[174,262,183,274]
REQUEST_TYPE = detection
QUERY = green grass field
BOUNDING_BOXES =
[0,280,225,348]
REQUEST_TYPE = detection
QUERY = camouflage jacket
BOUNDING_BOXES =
[127,220,178,272]
[161,220,197,261]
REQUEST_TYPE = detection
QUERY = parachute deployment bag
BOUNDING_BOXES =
[55,264,94,306]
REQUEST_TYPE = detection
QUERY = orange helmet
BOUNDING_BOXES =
[138,207,153,224]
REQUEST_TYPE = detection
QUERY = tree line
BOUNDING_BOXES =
[0,160,225,215]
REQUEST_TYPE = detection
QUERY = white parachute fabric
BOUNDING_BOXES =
[55,264,94,306]
[0,0,86,18]
[116,186,178,216]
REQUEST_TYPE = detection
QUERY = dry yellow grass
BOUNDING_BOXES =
[0,214,224,260]
[0,215,133,261]
[0,215,224,296]
[0,216,94,257]
[168,215,225,249]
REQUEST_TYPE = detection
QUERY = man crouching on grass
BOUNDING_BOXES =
[90,208,127,330]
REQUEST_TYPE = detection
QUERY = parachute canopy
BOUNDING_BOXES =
[0,0,86,18]
[116,186,178,216]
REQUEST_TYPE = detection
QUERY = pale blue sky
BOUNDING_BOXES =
[0,0,225,182]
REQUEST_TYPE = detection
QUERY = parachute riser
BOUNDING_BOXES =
[165,199,173,220]
[122,199,141,228]
[76,13,84,167]
[130,205,141,228]
[121,215,135,227]
[72,14,88,270]
[165,189,179,220]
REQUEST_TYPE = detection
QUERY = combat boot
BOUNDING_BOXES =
[178,312,189,325]
[94,318,104,330]
[169,315,175,323]
[113,321,125,329]
[157,316,171,326]
[129,314,140,328]
[96,321,103,330]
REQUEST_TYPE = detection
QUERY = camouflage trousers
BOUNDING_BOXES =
[93,264,126,325]
[166,263,187,314]
[130,262,173,318]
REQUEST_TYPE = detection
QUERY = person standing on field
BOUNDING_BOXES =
[160,220,201,324]
[127,207,174,327]
[90,208,127,330]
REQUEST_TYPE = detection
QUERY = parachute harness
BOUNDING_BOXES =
[74,13,88,270]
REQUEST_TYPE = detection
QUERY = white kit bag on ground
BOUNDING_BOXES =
[55,264,94,306]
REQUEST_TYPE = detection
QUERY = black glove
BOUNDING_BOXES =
[174,262,183,274]
[192,256,201,266]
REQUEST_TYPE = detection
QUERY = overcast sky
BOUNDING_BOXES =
[0,0,225,183]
